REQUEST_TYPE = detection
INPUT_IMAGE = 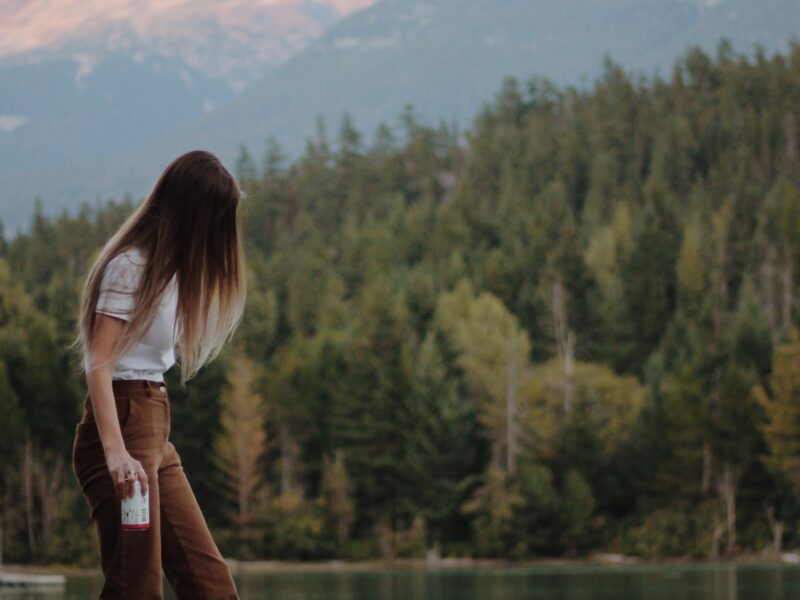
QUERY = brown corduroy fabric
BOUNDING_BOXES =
[72,378,239,599]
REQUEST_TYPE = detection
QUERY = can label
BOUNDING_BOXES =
[121,479,150,530]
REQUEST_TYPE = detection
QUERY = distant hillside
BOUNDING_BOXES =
[3,0,799,235]
[0,50,234,177]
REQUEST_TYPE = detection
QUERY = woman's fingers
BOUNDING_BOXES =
[134,461,148,496]
[135,462,149,496]
[106,451,146,499]
[116,472,127,499]
[114,464,143,498]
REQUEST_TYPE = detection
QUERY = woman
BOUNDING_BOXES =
[70,149,246,599]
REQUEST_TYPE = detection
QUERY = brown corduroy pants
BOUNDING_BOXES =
[72,378,239,599]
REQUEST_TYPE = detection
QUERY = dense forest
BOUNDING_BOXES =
[2,40,800,566]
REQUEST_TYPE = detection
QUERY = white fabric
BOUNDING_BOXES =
[83,246,178,382]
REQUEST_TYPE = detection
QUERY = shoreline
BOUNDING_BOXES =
[4,551,800,577]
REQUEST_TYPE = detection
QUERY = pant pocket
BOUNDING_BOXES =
[72,394,133,484]
[116,395,134,432]
[76,394,133,430]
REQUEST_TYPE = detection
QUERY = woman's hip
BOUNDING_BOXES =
[73,379,171,482]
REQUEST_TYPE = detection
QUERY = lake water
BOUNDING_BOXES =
[5,563,800,599]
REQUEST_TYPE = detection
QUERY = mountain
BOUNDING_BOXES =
[0,0,374,232]
[3,0,799,235]
[0,1,374,89]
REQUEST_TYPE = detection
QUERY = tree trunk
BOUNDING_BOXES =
[782,261,794,335]
[506,330,518,477]
[35,453,63,555]
[552,278,576,417]
[702,443,713,494]
[717,462,738,556]
[22,437,37,558]
[766,504,784,557]
[375,515,394,560]
[279,423,294,496]
[710,521,725,560]
[330,450,354,545]
[758,246,779,343]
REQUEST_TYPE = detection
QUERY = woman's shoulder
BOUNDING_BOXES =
[102,246,147,288]
[108,246,146,270]
[118,245,147,264]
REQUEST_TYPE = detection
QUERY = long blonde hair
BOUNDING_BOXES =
[71,149,247,385]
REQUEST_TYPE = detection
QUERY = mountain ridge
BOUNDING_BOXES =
[3,0,799,234]
[0,0,374,86]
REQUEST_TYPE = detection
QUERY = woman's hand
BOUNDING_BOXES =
[105,447,149,498]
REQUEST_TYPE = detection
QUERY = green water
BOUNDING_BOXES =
[6,563,800,599]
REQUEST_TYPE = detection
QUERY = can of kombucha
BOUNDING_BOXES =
[121,479,150,530]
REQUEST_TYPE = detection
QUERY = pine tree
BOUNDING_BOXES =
[433,278,531,476]
[755,328,800,498]
[212,349,267,526]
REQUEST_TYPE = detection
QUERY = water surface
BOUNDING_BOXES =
[5,562,799,599]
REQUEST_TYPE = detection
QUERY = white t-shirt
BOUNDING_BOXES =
[83,246,179,382]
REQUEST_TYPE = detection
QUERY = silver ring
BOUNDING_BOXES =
[126,468,134,474]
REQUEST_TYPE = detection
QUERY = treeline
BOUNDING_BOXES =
[2,40,800,564]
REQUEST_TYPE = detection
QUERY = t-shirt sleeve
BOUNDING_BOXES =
[95,253,142,321]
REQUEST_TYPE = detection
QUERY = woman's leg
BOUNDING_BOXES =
[91,471,163,599]
[159,440,239,599]
[72,389,165,599]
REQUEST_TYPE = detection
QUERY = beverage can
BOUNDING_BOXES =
[121,478,150,530]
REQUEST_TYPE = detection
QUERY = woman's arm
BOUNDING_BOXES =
[85,313,149,499]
